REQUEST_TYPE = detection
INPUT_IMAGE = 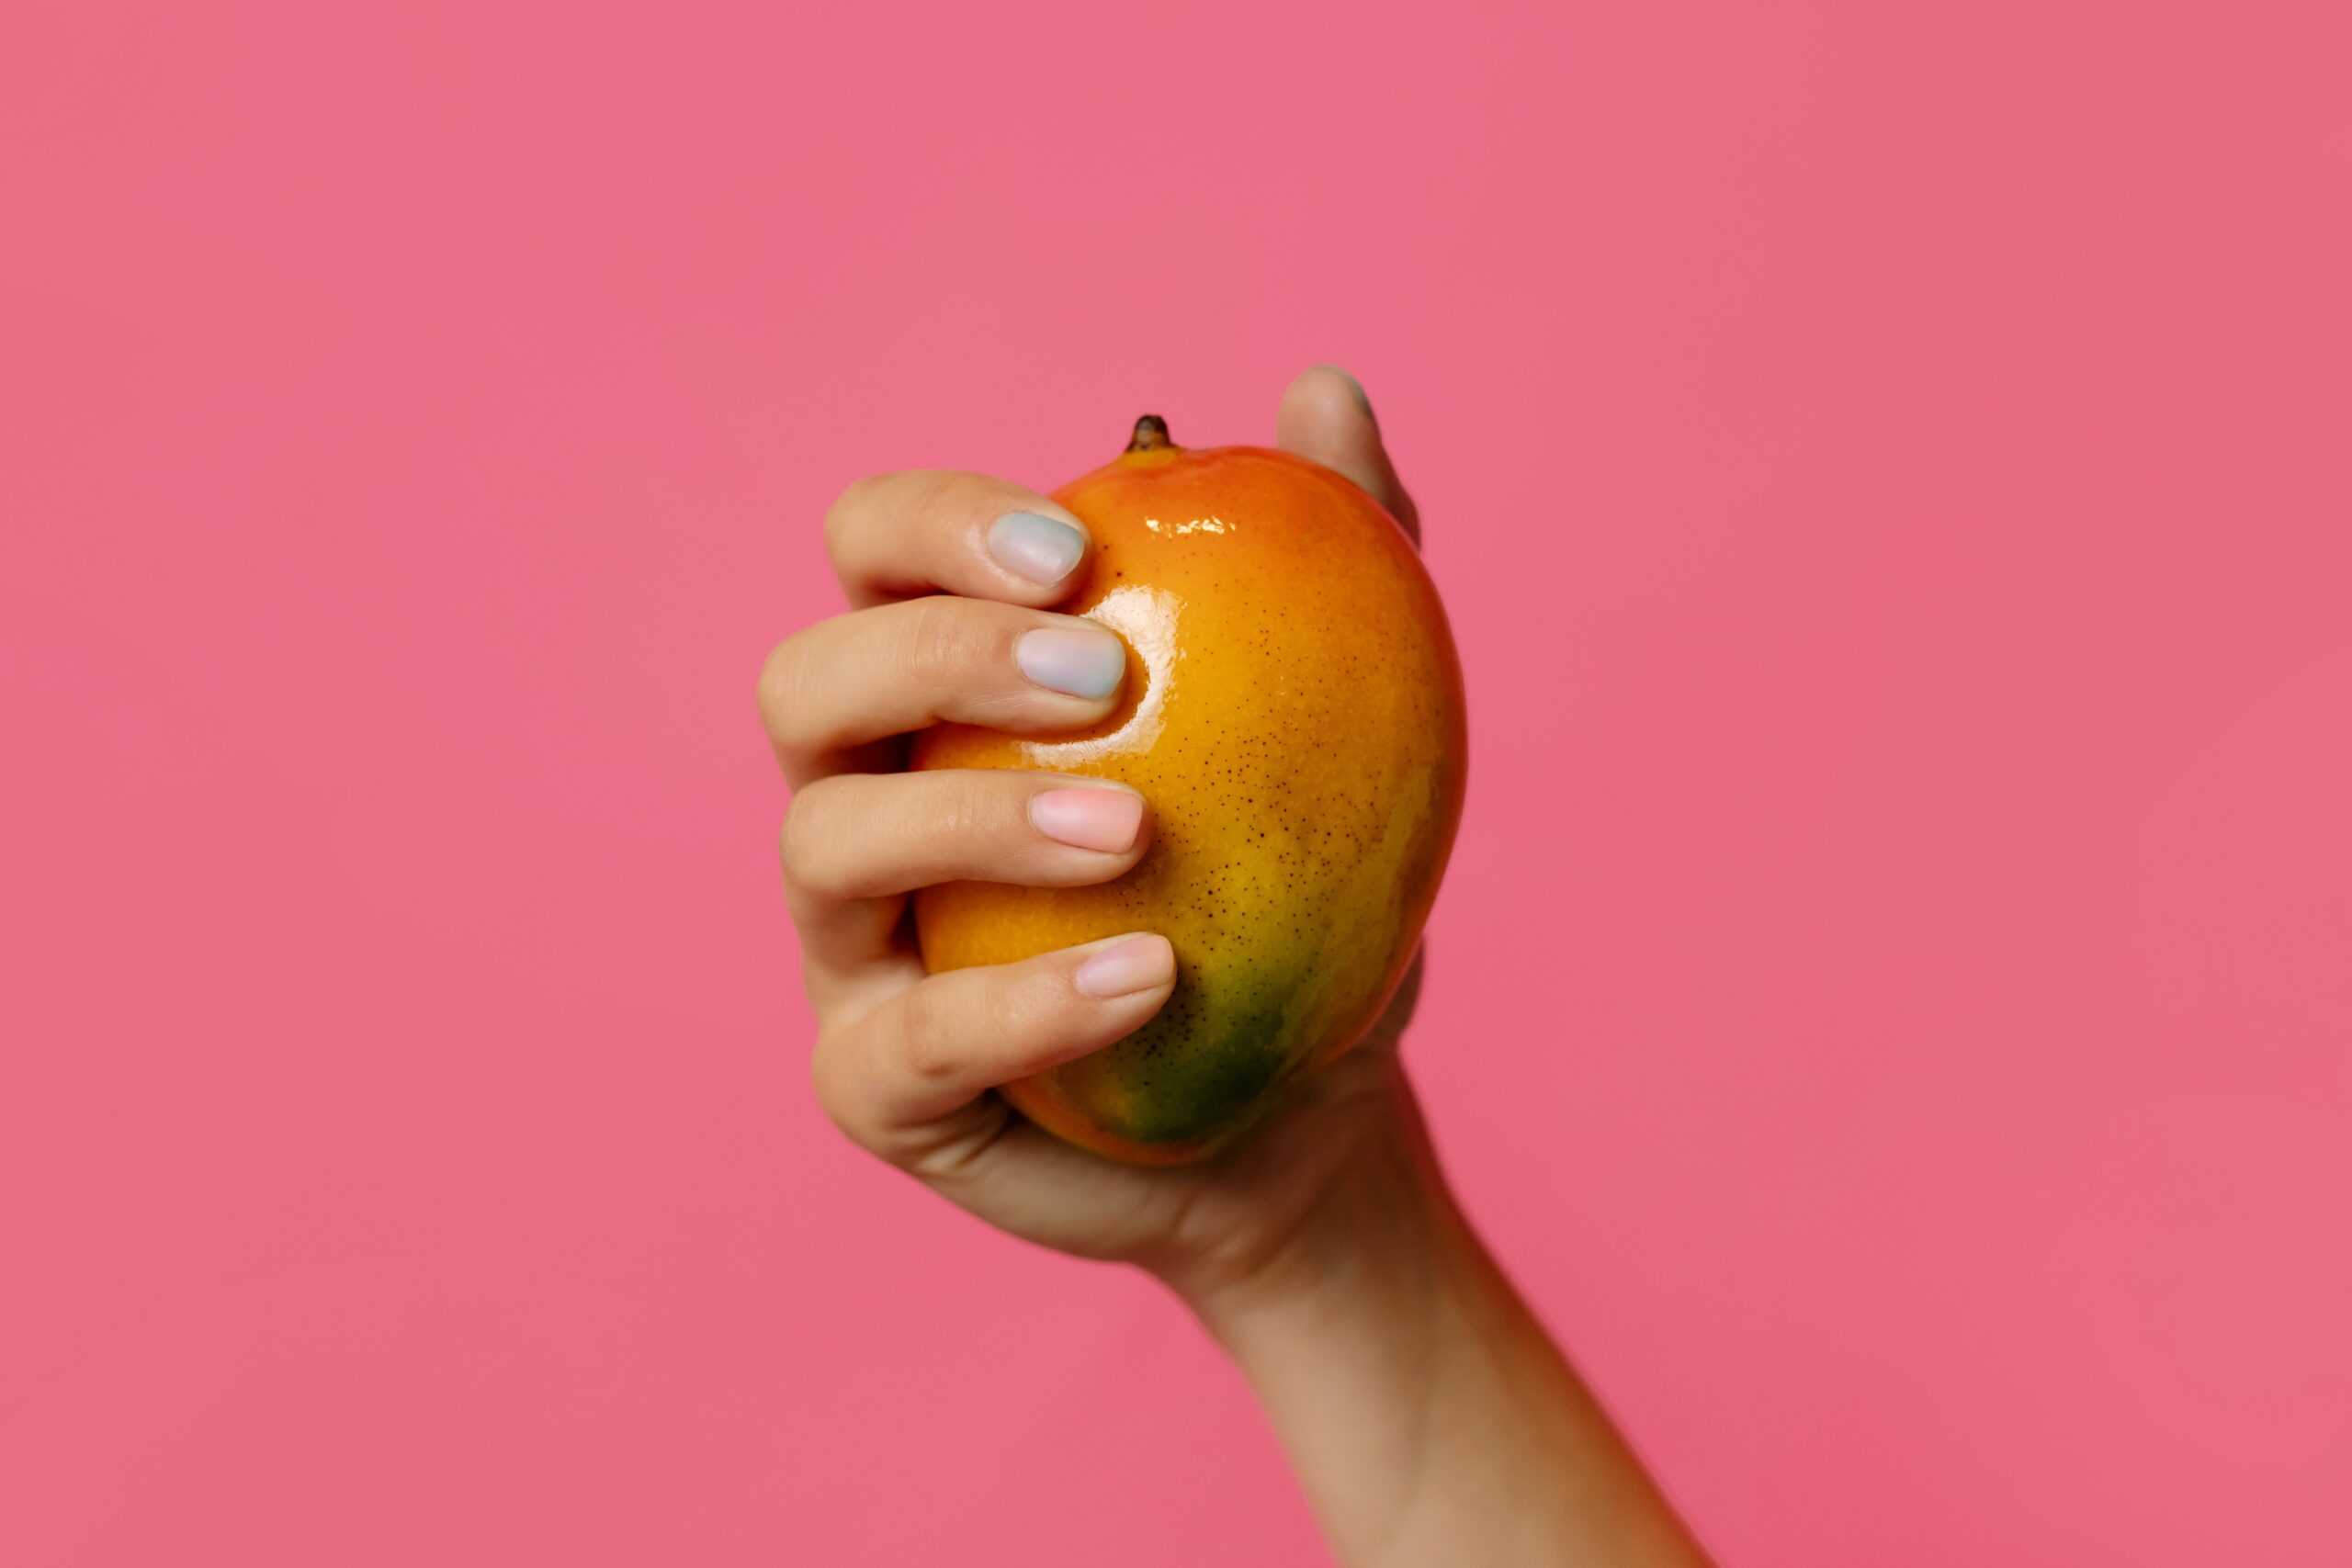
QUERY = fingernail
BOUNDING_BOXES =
[1030,787,1144,853]
[1075,934,1175,998]
[1316,364,1376,426]
[989,511,1088,584]
[1016,625,1125,700]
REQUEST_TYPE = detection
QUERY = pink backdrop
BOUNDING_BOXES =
[5,2,2348,1563]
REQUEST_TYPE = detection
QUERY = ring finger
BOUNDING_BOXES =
[782,769,1148,909]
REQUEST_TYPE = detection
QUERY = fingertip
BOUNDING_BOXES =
[1308,364,1376,425]
[1280,365,1377,446]
[1275,367,1411,524]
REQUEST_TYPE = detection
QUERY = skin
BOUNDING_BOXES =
[758,367,1715,1567]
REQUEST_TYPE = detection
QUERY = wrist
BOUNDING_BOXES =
[1165,1084,1577,1568]
[1178,1082,1470,1363]
[1152,1070,1716,1568]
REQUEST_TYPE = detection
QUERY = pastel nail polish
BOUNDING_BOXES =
[989,511,1087,584]
[1016,625,1125,700]
[1074,935,1175,999]
[1030,787,1144,853]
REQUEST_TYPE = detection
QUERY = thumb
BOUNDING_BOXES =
[1274,365,1421,546]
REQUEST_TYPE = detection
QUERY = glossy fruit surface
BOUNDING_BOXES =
[912,418,1466,1163]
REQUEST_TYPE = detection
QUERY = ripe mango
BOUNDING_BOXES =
[913,416,1466,1164]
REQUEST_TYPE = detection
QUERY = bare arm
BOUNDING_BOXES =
[761,367,1710,1566]
[1181,1070,1711,1567]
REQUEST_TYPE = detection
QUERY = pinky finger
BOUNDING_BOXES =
[810,933,1175,1164]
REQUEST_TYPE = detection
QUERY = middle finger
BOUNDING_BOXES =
[759,596,1127,786]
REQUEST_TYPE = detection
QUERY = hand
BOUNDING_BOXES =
[757,366,1424,1307]
[762,369,1713,1566]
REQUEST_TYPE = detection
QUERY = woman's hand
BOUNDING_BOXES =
[761,367,1711,1566]
[756,366,1422,1310]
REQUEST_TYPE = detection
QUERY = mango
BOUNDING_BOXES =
[912,416,1467,1164]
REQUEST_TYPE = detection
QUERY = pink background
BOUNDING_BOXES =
[5,2,2348,1563]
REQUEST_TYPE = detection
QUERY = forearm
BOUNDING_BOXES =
[1185,1090,1711,1568]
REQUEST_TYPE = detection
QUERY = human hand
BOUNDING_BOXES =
[762,373,1711,1566]
[758,366,1428,1310]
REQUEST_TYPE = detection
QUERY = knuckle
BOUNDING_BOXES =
[896,981,963,1083]
[775,782,840,893]
[927,773,1001,852]
[755,637,800,732]
[1029,958,1091,1035]
[757,630,838,755]
[898,468,964,526]
[808,1032,863,1137]
[994,966,1062,1045]
[821,474,888,555]
[899,597,995,689]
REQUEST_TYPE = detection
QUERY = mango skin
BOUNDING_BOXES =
[911,438,1467,1164]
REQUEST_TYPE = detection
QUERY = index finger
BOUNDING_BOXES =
[825,470,1097,609]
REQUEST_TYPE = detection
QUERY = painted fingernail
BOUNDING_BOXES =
[1030,787,1144,853]
[1074,934,1175,998]
[989,511,1088,584]
[1016,625,1125,700]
